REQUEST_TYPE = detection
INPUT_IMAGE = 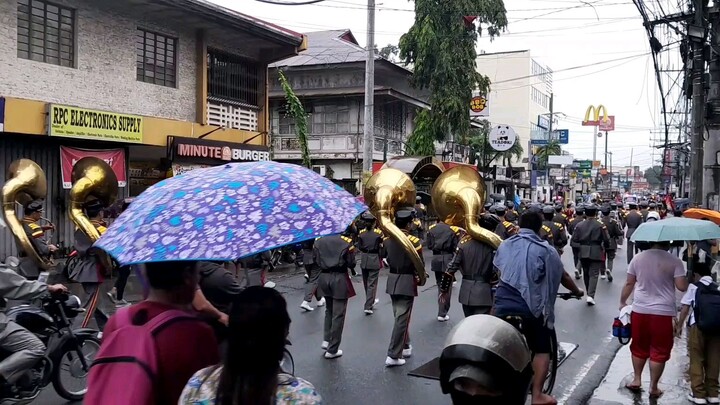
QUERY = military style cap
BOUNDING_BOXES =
[84,198,104,211]
[416,196,422,202]
[649,202,657,208]
[484,202,493,211]
[488,205,497,214]
[505,200,515,208]
[360,211,375,221]
[600,205,611,215]
[24,199,44,214]
[575,204,585,214]
[554,205,563,212]
[542,205,555,214]
[494,204,506,214]
[395,208,416,220]
[584,204,599,214]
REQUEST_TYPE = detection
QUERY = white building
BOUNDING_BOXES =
[476,50,554,165]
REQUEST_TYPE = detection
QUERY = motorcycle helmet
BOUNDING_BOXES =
[440,315,532,405]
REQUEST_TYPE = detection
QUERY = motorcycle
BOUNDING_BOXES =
[2,292,100,404]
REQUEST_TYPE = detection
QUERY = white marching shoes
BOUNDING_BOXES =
[300,301,314,312]
[321,341,329,350]
[324,350,343,359]
[317,297,326,307]
[402,345,412,358]
[437,315,450,322]
[385,357,406,367]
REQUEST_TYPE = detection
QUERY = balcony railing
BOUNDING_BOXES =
[272,134,405,159]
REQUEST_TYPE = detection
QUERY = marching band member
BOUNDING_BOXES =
[552,205,570,228]
[70,199,110,329]
[599,205,623,282]
[493,205,518,240]
[19,199,56,279]
[315,228,356,359]
[504,200,519,223]
[542,206,568,256]
[381,208,423,367]
[442,219,497,318]
[357,212,383,315]
[300,238,326,312]
[568,204,586,279]
[427,218,462,322]
[571,204,611,306]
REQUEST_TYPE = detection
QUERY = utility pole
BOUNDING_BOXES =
[361,0,376,183]
[704,7,720,210]
[604,131,609,169]
[547,93,554,193]
[690,0,707,206]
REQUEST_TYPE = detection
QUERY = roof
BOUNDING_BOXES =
[477,49,530,57]
[270,29,406,72]
[161,0,306,48]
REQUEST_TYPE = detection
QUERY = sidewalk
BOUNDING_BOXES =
[589,332,690,405]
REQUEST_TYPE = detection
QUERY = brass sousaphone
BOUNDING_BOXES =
[431,165,503,249]
[69,157,118,267]
[2,159,53,270]
[363,168,428,286]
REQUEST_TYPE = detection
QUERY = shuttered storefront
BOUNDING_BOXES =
[0,135,129,263]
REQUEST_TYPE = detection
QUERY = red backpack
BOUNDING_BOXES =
[85,307,196,405]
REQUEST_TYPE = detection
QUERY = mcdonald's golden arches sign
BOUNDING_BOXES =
[582,105,609,126]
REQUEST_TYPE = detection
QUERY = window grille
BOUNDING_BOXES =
[17,0,75,67]
[136,28,177,87]
[207,49,259,107]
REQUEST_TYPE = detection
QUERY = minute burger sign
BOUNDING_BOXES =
[169,136,270,165]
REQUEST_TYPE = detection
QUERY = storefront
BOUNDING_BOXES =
[167,136,271,175]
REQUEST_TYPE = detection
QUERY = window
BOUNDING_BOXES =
[278,114,295,135]
[136,28,177,87]
[208,49,259,107]
[531,87,549,109]
[310,104,350,135]
[17,0,75,67]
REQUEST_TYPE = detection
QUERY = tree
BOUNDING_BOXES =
[278,71,311,169]
[468,120,523,172]
[644,165,663,187]
[535,141,562,170]
[399,2,507,155]
[379,44,399,62]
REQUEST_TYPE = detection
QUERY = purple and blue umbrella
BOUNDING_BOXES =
[95,161,367,265]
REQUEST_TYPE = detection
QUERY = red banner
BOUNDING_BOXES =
[60,146,126,189]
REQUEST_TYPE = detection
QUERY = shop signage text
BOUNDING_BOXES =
[49,104,143,143]
[169,136,270,165]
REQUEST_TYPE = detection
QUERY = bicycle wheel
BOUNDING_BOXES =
[542,328,559,395]
[280,348,295,375]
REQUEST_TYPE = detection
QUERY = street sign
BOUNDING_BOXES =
[488,125,517,152]
[530,129,569,145]
[578,160,592,169]
[549,168,564,177]
[538,115,550,130]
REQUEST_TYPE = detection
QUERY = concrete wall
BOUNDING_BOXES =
[0,0,200,122]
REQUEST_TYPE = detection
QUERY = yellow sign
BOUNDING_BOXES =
[48,104,143,143]
[582,105,609,126]
[469,94,489,117]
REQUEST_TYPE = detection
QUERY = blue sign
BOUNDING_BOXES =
[530,129,569,145]
[537,115,550,130]
[0,97,4,132]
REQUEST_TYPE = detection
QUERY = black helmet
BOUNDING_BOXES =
[542,205,555,215]
[494,205,506,215]
[440,315,532,404]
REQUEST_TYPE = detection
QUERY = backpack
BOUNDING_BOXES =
[693,281,720,335]
[85,308,196,405]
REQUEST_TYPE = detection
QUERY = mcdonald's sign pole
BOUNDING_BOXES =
[582,105,610,162]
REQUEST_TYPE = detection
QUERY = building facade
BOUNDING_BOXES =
[0,0,305,260]
[268,29,429,194]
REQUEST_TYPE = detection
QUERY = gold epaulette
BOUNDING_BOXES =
[450,225,461,233]
[428,224,437,230]
[503,221,513,228]
[542,225,553,235]
[340,235,353,244]
[408,235,420,244]
[359,229,368,234]
[373,228,383,235]
[460,235,472,244]
[554,222,564,230]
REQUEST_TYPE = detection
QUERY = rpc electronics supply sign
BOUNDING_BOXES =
[49,104,143,143]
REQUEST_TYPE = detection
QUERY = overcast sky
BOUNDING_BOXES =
[217,0,682,169]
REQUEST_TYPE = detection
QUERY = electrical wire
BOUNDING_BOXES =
[254,0,328,4]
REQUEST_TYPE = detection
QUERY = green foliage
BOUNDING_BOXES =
[400,0,507,154]
[535,140,562,170]
[379,44,399,61]
[468,120,524,171]
[644,166,663,186]
[278,70,311,169]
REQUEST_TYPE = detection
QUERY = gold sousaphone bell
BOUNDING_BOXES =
[363,168,428,286]
[69,157,119,243]
[2,159,53,270]
[431,165,502,249]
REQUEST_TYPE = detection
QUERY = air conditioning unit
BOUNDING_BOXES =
[312,165,327,176]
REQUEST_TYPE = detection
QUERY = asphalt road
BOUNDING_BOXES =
[38,246,630,405]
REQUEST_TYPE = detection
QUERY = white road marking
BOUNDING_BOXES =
[557,352,602,404]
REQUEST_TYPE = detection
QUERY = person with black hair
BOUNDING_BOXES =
[504,200,519,223]
[542,206,568,256]
[493,209,584,405]
[552,205,569,228]
[381,208,424,367]
[69,199,111,329]
[87,261,219,404]
[314,227,357,359]
[107,199,133,307]
[571,204,611,305]
[493,205,518,240]
[179,287,322,405]
[600,205,623,282]
[427,217,462,322]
